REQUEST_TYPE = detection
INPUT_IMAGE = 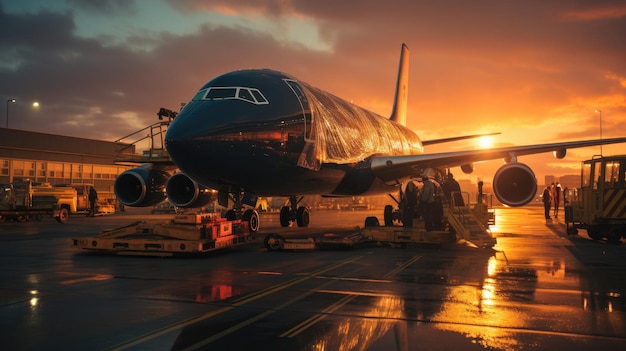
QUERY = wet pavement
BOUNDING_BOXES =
[0,205,624,350]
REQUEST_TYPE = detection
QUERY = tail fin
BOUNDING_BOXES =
[389,43,409,126]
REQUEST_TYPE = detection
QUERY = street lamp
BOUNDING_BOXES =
[595,109,602,155]
[6,98,16,128]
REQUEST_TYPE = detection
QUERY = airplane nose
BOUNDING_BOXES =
[164,103,212,168]
[166,102,207,143]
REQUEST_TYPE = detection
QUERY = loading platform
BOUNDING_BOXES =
[72,213,255,256]
[265,195,496,251]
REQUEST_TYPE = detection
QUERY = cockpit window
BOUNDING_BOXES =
[206,87,237,99]
[250,90,268,104]
[237,88,254,103]
[192,89,207,101]
[193,86,269,105]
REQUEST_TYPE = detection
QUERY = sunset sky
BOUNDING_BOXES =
[1,0,625,183]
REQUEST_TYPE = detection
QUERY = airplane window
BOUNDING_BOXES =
[206,87,237,100]
[192,89,208,101]
[200,86,268,104]
[250,89,268,104]
[237,88,254,103]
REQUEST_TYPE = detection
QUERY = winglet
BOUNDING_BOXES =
[390,43,409,126]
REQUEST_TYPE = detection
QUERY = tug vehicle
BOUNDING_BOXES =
[565,155,626,243]
[0,180,77,223]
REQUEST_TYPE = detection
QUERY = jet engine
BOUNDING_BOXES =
[166,173,215,208]
[492,163,537,207]
[553,148,566,159]
[114,164,169,207]
[461,163,474,174]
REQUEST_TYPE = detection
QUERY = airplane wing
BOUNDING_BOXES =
[370,137,626,183]
[421,132,501,146]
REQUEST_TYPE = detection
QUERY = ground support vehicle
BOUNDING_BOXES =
[72,213,255,256]
[68,183,116,216]
[0,180,76,223]
[263,230,369,251]
[565,155,626,244]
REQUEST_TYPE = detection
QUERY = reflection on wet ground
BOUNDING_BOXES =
[0,206,625,350]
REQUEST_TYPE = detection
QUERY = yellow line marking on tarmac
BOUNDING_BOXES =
[280,254,422,339]
[280,294,355,338]
[107,254,365,351]
[384,255,422,278]
[315,289,399,298]
[314,276,392,283]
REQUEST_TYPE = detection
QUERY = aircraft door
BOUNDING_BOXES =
[284,80,313,140]
[284,79,320,170]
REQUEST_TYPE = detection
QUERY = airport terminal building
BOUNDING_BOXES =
[0,128,135,192]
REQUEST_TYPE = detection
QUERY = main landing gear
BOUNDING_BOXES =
[280,195,310,227]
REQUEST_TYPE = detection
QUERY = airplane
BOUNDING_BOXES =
[114,43,626,231]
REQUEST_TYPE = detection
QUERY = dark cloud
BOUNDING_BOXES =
[0,0,625,181]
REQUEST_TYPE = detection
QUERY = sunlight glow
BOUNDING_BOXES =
[477,136,494,149]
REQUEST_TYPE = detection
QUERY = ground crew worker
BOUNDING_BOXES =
[542,185,552,220]
[88,186,98,217]
[403,180,418,227]
[442,172,464,207]
[420,169,437,231]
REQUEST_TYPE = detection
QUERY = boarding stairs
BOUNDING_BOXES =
[113,108,177,164]
[444,192,496,248]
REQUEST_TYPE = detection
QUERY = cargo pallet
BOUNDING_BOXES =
[72,213,255,256]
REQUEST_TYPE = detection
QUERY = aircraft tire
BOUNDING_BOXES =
[296,206,310,227]
[243,209,260,232]
[384,205,393,226]
[280,206,291,227]
[225,209,237,221]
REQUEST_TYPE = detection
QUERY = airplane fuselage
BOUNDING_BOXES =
[165,69,423,197]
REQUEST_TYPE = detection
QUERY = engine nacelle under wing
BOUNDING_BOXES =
[114,164,169,207]
[166,173,215,208]
[492,162,537,207]
[553,148,567,159]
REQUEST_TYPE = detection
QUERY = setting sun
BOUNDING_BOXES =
[477,136,494,149]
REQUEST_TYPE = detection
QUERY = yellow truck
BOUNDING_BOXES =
[565,155,626,243]
[0,180,77,223]
[67,183,116,215]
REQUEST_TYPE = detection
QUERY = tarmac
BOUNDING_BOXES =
[0,205,625,350]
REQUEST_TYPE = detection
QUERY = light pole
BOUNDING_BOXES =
[595,109,602,155]
[6,98,16,128]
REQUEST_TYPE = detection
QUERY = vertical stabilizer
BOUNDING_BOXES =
[389,43,409,126]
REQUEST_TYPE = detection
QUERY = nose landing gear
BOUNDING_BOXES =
[222,190,260,232]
